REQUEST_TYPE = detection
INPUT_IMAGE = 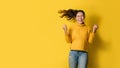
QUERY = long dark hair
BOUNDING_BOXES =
[58,9,85,21]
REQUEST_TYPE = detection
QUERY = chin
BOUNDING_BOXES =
[78,21,83,23]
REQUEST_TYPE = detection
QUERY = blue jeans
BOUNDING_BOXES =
[69,50,88,68]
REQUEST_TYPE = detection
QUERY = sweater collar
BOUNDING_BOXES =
[76,22,86,26]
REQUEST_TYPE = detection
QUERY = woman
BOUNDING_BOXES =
[58,9,98,68]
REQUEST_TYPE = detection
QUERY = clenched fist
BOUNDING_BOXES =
[62,24,68,34]
[93,24,99,33]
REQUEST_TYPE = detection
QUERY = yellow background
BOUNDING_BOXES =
[0,0,119,68]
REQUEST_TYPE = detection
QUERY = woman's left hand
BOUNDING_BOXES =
[93,24,99,33]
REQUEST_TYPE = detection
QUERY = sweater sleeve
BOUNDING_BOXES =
[88,27,95,44]
[65,27,72,43]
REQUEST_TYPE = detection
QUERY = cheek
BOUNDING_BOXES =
[82,17,84,20]
[75,17,78,20]
[76,17,80,19]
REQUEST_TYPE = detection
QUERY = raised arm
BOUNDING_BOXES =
[62,24,72,43]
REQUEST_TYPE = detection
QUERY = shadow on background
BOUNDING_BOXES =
[87,14,110,68]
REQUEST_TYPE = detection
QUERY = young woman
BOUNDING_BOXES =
[58,9,98,68]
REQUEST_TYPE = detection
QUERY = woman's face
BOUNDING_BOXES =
[75,12,85,24]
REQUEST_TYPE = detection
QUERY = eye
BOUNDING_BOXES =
[77,15,80,17]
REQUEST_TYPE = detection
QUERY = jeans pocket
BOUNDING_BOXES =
[69,51,77,56]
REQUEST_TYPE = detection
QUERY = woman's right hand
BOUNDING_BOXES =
[62,24,67,34]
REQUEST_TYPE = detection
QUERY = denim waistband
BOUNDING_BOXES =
[70,50,88,53]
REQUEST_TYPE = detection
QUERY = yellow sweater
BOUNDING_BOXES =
[65,23,94,51]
